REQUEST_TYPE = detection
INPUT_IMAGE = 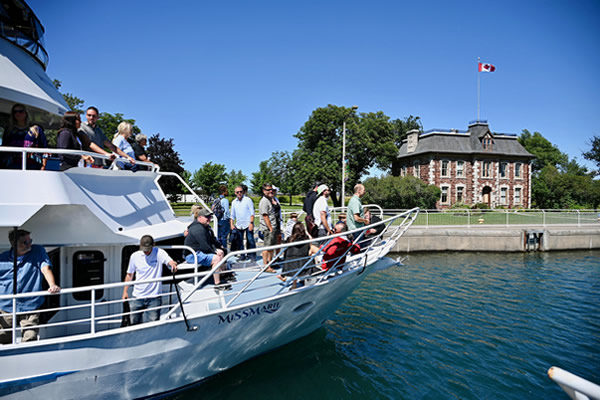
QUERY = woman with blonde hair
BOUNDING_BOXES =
[112,121,137,171]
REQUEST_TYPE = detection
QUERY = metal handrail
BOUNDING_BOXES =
[1,209,419,345]
[0,146,157,171]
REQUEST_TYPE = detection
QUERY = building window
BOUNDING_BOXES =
[515,163,522,178]
[515,187,522,205]
[401,165,407,177]
[441,160,449,177]
[440,186,450,204]
[500,187,508,205]
[482,136,493,150]
[482,161,491,178]
[413,161,420,178]
[499,162,507,178]
[456,186,464,203]
[456,161,464,177]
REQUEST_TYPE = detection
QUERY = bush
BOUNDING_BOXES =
[471,202,490,210]
[362,175,440,209]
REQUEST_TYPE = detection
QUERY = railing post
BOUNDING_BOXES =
[12,298,17,345]
[506,209,509,227]
[90,289,96,334]
[543,210,546,227]
[467,209,470,228]
[577,210,580,227]
[21,150,26,170]
[426,210,429,228]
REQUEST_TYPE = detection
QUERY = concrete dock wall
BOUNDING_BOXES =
[393,226,600,252]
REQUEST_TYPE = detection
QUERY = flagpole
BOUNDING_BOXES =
[477,57,481,122]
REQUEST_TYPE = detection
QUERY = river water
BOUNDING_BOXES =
[170,251,600,399]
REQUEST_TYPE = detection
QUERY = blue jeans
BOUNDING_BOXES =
[231,228,256,260]
[218,220,230,249]
[129,297,162,325]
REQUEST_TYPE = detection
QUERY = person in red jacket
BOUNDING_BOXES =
[321,222,360,271]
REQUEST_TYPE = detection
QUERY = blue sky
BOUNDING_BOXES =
[31,0,600,178]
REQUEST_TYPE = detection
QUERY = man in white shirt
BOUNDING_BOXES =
[122,235,177,324]
[230,185,256,260]
[313,184,333,239]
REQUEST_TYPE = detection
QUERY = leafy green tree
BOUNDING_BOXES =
[227,169,247,193]
[52,79,84,113]
[583,135,600,176]
[96,112,140,142]
[532,165,600,209]
[294,105,402,206]
[250,160,275,194]
[362,175,440,209]
[518,129,568,175]
[191,162,227,196]
[391,115,423,152]
[147,133,185,202]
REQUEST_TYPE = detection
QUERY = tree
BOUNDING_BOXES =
[96,112,140,142]
[191,162,227,196]
[583,135,600,176]
[147,133,185,202]
[518,129,568,175]
[227,169,247,193]
[250,160,275,194]
[532,164,600,209]
[53,79,84,113]
[294,105,401,206]
[362,175,440,209]
[390,115,423,154]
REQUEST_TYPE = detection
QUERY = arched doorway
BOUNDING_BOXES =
[481,186,492,207]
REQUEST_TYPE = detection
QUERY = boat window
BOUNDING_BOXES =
[72,251,104,301]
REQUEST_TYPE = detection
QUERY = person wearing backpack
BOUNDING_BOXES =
[212,185,230,249]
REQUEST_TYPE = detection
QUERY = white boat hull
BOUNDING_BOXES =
[1,257,394,399]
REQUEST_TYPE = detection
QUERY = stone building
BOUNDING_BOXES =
[392,121,535,209]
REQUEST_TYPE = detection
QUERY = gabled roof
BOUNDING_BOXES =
[398,121,535,159]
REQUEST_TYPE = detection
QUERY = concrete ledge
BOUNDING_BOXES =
[393,226,600,252]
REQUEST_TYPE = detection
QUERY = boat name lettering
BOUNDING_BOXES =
[218,302,281,324]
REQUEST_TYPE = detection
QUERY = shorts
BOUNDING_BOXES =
[185,251,214,266]
[263,229,279,246]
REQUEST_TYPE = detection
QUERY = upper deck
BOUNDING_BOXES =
[0,147,188,248]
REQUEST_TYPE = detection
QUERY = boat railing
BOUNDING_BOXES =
[330,204,384,220]
[547,366,600,400]
[0,146,158,171]
[0,208,419,346]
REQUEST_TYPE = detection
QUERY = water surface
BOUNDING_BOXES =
[171,251,600,399]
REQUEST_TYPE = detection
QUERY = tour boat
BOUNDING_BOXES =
[0,3,419,398]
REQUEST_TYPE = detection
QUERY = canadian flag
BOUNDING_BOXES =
[479,62,496,72]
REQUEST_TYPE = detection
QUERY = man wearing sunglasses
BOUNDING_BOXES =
[0,230,60,344]
[79,106,135,168]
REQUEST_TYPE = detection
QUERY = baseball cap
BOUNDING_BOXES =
[140,235,154,252]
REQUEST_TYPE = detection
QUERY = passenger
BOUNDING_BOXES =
[131,133,150,166]
[213,185,230,249]
[1,104,48,170]
[111,121,137,171]
[302,181,320,236]
[78,106,134,168]
[56,112,94,170]
[229,185,256,260]
[321,222,360,271]
[122,235,177,325]
[283,213,298,241]
[338,213,347,224]
[361,208,384,248]
[0,229,60,344]
[184,207,230,286]
[271,185,283,243]
[312,184,333,239]
[258,183,280,270]
[346,184,369,231]
[279,222,320,285]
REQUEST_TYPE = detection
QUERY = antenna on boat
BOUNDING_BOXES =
[172,270,197,332]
